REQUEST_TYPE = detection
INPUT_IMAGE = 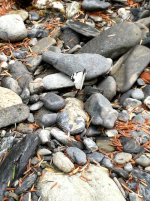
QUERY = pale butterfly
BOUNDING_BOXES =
[71,69,87,90]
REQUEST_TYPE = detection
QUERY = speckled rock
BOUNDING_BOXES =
[114,152,132,164]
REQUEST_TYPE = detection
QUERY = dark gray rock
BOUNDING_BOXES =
[0,134,39,200]
[1,77,22,95]
[112,45,150,92]
[60,28,80,49]
[85,93,118,128]
[26,55,42,72]
[34,107,52,124]
[88,152,104,163]
[119,89,133,105]
[112,168,129,179]
[57,110,85,134]
[29,12,40,21]
[82,0,110,11]
[15,174,37,194]
[8,61,32,89]
[43,51,112,80]
[0,136,15,158]
[97,76,116,100]
[29,94,39,104]
[42,92,66,111]
[121,137,143,154]
[86,126,102,137]
[20,87,30,104]
[13,50,27,59]
[101,157,113,169]
[79,22,142,59]
[66,147,87,165]
[0,104,30,128]
[27,28,49,38]
[143,85,150,98]
[40,113,57,127]
[66,20,100,37]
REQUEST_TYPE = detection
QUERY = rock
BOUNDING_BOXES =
[66,147,87,165]
[118,110,129,122]
[129,192,139,201]
[79,22,142,59]
[0,54,7,62]
[114,152,132,164]
[40,113,57,127]
[9,10,28,21]
[29,38,38,46]
[34,107,52,124]
[50,128,83,149]
[144,96,150,109]
[0,14,27,41]
[60,28,80,49]
[123,98,142,109]
[143,85,150,98]
[27,28,48,38]
[38,148,52,156]
[137,78,145,86]
[20,87,30,104]
[121,137,143,154]
[0,136,15,158]
[0,134,39,200]
[66,20,100,37]
[82,0,110,11]
[112,168,129,179]
[83,138,98,152]
[0,87,22,109]
[17,123,33,134]
[38,164,126,201]
[124,163,133,172]
[15,174,37,194]
[119,89,133,105]
[42,73,75,90]
[8,61,32,89]
[41,92,65,112]
[56,98,88,134]
[86,126,102,137]
[101,157,113,169]
[0,104,29,128]
[96,137,115,152]
[53,152,74,173]
[105,129,118,137]
[97,76,116,101]
[1,77,22,95]
[29,78,44,94]
[43,51,112,80]
[39,129,51,144]
[135,153,150,167]
[26,55,42,72]
[27,113,34,123]
[131,88,144,100]
[66,2,80,19]
[29,94,39,104]
[88,152,104,163]
[112,45,150,92]
[32,37,56,54]
[30,101,44,111]
[85,93,118,128]
[13,50,27,59]
[29,12,40,21]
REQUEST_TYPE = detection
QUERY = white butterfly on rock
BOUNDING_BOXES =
[71,69,87,90]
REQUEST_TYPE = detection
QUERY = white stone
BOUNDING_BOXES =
[66,2,80,19]
[0,87,22,110]
[38,164,126,201]
[114,152,132,164]
[39,129,51,144]
[0,15,27,42]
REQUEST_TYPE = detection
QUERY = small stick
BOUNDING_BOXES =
[113,177,126,198]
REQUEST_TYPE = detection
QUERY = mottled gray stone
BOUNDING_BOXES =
[82,0,110,11]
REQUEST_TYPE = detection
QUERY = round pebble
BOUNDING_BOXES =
[131,88,144,100]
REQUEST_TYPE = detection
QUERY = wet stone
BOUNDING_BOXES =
[87,152,104,163]
[96,137,115,152]
[15,174,37,194]
[66,147,87,165]
[40,113,57,127]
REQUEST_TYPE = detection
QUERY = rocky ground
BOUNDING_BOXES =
[1,0,150,200]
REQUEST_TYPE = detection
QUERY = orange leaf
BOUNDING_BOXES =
[140,72,150,84]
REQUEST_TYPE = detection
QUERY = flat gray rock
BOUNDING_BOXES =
[32,37,56,54]
[79,22,142,59]
[38,164,126,201]
[97,76,116,100]
[43,51,112,80]
[82,0,110,11]
[0,14,27,42]
[66,20,100,37]
[0,104,30,128]
[42,73,75,90]
[85,93,118,128]
[112,45,150,92]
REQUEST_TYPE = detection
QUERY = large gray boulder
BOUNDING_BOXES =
[43,51,112,80]
[38,164,126,201]
[85,93,118,128]
[111,45,150,92]
[0,14,27,42]
[79,22,142,59]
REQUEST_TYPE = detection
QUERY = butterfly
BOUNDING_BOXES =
[71,69,87,90]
